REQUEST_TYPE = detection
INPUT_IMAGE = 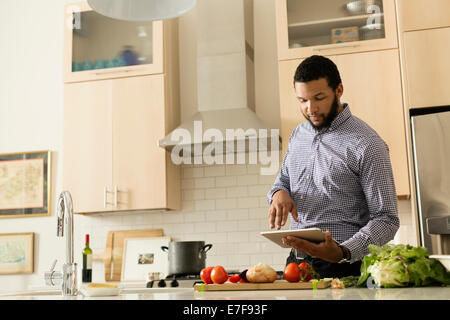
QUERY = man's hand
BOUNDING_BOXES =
[268,190,299,229]
[281,230,343,263]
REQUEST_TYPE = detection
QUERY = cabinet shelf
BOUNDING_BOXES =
[288,13,384,43]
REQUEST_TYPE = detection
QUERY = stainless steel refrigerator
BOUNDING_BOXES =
[411,108,450,255]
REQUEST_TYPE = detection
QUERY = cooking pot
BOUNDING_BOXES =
[161,241,212,275]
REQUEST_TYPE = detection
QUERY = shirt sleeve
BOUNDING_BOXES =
[341,136,400,263]
[266,127,297,205]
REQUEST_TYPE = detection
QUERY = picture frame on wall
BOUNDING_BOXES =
[0,150,51,218]
[0,232,34,274]
[121,237,171,282]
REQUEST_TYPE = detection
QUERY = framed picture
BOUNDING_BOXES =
[121,237,171,282]
[0,232,34,274]
[0,151,51,218]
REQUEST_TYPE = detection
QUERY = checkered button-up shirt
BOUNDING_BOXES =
[267,104,399,263]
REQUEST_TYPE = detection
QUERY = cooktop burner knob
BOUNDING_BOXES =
[157,279,166,287]
[170,279,179,287]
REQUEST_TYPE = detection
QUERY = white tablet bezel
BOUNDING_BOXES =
[260,228,326,248]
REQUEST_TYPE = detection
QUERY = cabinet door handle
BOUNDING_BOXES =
[114,186,118,208]
[313,43,361,51]
[104,187,114,208]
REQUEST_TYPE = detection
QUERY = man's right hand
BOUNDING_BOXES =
[268,190,299,229]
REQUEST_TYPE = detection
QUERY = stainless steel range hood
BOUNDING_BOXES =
[158,0,280,155]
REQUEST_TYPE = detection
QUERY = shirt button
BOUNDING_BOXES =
[306,175,310,180]
[316,135,320,140]
[300,195,304,200]
[310,155,315,159]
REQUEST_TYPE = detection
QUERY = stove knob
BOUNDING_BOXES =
[170,279,179,287]
[157,279,167,287]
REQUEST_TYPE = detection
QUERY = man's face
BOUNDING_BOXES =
[294,78,343,130]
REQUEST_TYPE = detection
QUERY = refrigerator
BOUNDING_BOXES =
[411,107,450,255]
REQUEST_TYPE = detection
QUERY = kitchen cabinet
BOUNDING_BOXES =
[62,2,181,214]
[64,2,163,83]
[277,49,410,197]
[397,0,450,32]
[402,27,450,109]
[274,0,398,60]
[63,75,181,214]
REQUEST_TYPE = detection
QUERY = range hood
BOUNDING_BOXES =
[158,0,280,156]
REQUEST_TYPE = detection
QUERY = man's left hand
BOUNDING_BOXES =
[282,230,343,263]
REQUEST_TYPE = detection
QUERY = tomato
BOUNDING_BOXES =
[200,266,214,284]
[283,262,300,282]
[211,265,228,284]
[228,274,240,283]
[298,262,314,281]
[238,278,248,283]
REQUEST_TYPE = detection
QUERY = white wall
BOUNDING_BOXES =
[0,0,414,292]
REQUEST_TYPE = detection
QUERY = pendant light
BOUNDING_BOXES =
[87,0,198,21]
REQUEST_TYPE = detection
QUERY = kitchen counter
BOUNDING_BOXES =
[1,286,449,300]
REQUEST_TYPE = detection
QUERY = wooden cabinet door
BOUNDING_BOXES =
[397,0,450,32]
[111,75,168,210]
[63,80,113,213]
[403,27,450,109]
[278,49,410,197]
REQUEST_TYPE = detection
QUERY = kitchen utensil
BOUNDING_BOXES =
[93,229,164,281]
[194,279,332,291]
[345,0,382,15]
[161,241,212,276]
[429,255,450,272]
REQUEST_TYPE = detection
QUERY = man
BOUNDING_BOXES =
[267,55,399,278]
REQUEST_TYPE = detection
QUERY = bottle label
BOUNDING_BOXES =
[86,254,92,269]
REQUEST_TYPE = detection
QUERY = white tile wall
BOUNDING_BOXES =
[75,160,416,282]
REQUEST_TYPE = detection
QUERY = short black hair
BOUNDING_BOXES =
[293,55,342,90]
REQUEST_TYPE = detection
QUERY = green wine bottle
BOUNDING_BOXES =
[82,234,92,283]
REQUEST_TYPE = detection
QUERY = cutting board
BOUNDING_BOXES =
[93,229,163,282]
[194,279,332,291]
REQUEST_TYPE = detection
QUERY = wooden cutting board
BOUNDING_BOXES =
[93,229,163,282]
[194,279,332,291]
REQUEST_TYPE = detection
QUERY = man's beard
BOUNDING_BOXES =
[303,94,340,131]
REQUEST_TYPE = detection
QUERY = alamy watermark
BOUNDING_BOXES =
[169,121,280,176]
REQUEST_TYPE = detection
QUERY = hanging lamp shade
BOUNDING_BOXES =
[87,0,198,21]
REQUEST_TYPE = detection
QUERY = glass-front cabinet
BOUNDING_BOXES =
[64,2,163,82]
[275,0,398,60]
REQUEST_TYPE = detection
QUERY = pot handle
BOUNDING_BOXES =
[161,246,169,252]
[200,244,212,253]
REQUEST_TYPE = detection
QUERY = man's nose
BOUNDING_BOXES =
[307,101,319,114]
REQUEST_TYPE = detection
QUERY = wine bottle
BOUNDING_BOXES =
[82,234,92,283]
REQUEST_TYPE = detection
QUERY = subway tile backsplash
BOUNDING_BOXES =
[75,161,414,281]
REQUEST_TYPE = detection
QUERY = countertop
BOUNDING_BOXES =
[1,286,449,300]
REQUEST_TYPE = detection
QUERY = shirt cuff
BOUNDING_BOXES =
[340,238,367,264]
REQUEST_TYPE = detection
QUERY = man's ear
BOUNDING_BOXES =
[336,83,343,99]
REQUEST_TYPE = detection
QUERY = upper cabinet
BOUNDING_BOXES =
[397,0,450,32]
[275,0,398,60]
[64,2,163,83]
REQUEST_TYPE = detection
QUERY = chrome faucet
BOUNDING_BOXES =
[45,191,78,296]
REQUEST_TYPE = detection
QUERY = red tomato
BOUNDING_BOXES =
[211,265,228,284]
[283,262,300,282]
[200,266,214,284]
[238,278,248,283]
[228,274,240,283]
[298,262,314,281]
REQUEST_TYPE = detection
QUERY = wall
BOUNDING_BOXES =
[0,0,414,292]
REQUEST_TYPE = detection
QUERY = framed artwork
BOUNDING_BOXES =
[0,232,34,274]
[0,151,51,218]
[121,237,170,282]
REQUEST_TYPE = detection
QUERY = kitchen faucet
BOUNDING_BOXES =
[45,191,78,296]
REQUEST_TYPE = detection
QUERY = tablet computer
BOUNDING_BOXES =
[260,228,326,248]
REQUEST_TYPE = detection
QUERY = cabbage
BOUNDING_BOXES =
[356,244,450,288]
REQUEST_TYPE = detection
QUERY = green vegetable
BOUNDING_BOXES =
[338,275,359,288]
[356,244,450,288]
